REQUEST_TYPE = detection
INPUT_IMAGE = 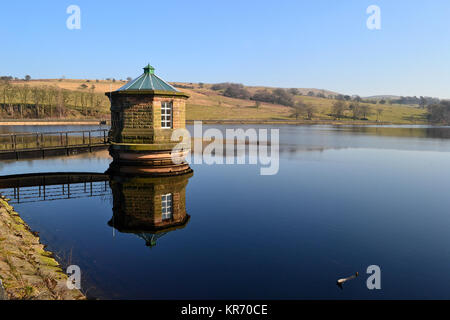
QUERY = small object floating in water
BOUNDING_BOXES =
[336,272,359,289]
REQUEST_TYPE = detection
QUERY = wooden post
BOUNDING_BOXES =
[88,131,91,146]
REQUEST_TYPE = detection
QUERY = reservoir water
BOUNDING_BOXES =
[1,124,450,299]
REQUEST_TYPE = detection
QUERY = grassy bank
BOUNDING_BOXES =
[0,198,85,300]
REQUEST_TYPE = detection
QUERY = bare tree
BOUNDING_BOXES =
[360,105,371,119]
[73,91,80,111]
[305,104,315,120]
[349,102,362,119]
[292,101,306,120]
[89,85,96,115]
[60,89,71,118]
[93,95,103,116]
[56,88,70,118]
[17,84,31,118]
[79,92,89,117]
[376,108,383,122]
[32,87,44,118]
[1,81,9,112]
[331,100,347,119]
[45,87,57,118]
[4,84,16,114]
[419,96,426,109]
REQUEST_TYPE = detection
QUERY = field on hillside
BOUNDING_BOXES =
[13,79,126,93]
[179,82,427,123]
[6,79,428,124]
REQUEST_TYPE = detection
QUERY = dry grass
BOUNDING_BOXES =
[9,79,428,124]
[12,79,124,94]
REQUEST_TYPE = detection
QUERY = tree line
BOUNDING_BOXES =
[427,100,450,124]
[390,96,440,107]
[211,83,297,107]
[288,100,382,121]
[210,82,402,108]
[329,100,384,121]
[0,80,109,119]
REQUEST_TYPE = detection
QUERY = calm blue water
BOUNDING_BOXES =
[1,124,450,299]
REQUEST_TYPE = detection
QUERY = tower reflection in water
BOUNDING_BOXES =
[107,165,193,248]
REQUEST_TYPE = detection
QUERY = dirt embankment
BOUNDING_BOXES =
[0,198,85,300]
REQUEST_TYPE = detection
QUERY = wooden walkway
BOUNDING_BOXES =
[0,129,109,160]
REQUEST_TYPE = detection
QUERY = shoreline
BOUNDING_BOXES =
[0,198,85,300]
[187,119,396,125]
[0,118,428,126]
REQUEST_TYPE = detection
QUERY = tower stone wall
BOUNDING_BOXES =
[106,65,190,173]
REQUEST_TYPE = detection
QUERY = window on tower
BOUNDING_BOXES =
[161,193,173,220]
[161,101,173,129]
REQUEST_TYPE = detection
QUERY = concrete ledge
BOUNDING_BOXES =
[0,144,109,160]
[110,142,189,151]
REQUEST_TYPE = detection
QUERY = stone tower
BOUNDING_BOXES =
[106,64,190,175]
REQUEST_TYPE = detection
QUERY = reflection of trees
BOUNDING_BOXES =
[333,126,450,139]
[425,127,450,139]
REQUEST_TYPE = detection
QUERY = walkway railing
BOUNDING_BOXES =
[0,129,109,153]
[0,172,110,204]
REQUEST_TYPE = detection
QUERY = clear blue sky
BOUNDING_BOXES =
[1,0,449,98]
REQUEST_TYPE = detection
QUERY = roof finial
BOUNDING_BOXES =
[143,63,155,75]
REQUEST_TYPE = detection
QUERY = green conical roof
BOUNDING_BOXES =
[116,64,179,92]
